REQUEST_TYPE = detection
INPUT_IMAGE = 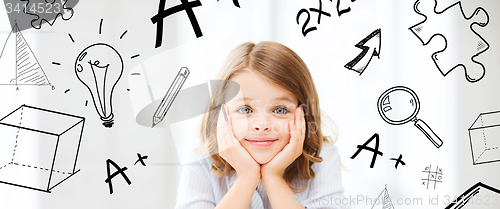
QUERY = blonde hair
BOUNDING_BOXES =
[200,41,335,192]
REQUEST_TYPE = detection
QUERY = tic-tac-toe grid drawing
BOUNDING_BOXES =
[421,165,443,190]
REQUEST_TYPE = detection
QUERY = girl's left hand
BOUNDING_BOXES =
[261,106,306,178]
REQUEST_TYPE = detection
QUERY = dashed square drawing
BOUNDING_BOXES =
[468,111,500,165]
[0,105,84,193]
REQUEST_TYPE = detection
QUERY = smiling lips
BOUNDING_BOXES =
[246,138,277,147]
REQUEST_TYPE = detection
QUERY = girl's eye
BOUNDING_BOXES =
[237,106,253,114]
[273,106,289,114]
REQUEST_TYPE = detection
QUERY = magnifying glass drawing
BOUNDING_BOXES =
[377,86,443,148]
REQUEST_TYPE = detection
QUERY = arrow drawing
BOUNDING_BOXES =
[344,28,381,75]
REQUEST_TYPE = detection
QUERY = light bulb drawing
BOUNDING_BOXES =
[75,43,123,128]
[52,19,140,127]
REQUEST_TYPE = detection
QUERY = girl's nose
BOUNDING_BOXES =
[252,116,270,132]
[253,124,270,131]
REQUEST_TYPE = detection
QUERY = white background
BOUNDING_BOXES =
[0,0,499,208]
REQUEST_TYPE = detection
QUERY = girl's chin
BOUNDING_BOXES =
[255,158,272,165]
[250,152,278,164]
[241,143,284,164]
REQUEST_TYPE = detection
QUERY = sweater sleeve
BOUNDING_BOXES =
[174,159,217,209]
[301,145,351,209]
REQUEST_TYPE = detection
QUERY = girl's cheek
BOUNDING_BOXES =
[230,117,248,139]
[279,121,292,143]
[271,119,292,134]
[269,121,283,133]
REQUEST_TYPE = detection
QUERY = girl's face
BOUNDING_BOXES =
[225,70,299,164]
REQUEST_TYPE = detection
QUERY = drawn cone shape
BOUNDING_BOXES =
[75,43,124,128]
[0,23,52,87]
[377,86,443,148]
[371,185,395,209]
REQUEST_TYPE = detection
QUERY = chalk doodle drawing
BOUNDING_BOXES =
[3,0,79,31]
[75,43,123,128]
[445,182,500,209]
[152,67,190,127]
[350,133,406,169]
[296,0,330,37]
[296,0,371,36]
[377,86,443,148]
[22,0,76,29]
[345,28,381,75]
[389,154,405,169]
[409,0,490,82]
[0,23,53,89]
[217,0,240,8]
[105,153,148,194]
[151,0,203,48]
[350,133,384,168]
[468,110,500,165]
[421,164,443,190]
[0,105,84,193]
[371,185,395,209]
[51,19,139,127]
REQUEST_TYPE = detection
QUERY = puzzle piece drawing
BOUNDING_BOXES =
[21,0,76,30]
[409,0,489,82]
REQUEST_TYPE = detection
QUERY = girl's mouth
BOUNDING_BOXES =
[245,138,277,147]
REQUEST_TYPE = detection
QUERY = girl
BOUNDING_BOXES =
[175,42,348,209]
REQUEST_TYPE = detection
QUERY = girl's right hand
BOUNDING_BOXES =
[217,104,261,182]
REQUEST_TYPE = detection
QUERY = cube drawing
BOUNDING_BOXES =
[468,111,500,165]
[0,105,84,192]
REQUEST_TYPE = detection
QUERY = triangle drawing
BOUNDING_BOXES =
[372,185,395,209]
[0,23,51,87]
